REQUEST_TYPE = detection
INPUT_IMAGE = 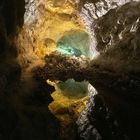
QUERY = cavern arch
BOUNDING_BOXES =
[56,30,91,57]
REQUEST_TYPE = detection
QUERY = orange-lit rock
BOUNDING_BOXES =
[16,1,89,138]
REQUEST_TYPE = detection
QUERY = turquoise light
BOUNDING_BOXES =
[56,30,91,98]
[57,79,88,98]
[56,30,91,58]
[57,42,82,56]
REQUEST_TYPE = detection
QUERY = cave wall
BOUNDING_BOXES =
[78,1,140,140]
[0,0,25,35]
[0,0,25,97]
[0,0,24,139]
[89,1,140,91]
[0,1,61,140]
[38,1,140,140]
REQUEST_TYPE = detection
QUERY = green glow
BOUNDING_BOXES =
[57,42,82,56]
[57,79,88,98]
[56,30,90,98]
[56,30,91,58]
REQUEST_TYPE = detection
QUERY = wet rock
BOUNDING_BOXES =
[76,2,140,140]
[77,91,127,140]
[88,1,140,91]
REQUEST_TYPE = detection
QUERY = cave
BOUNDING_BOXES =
[0,0,140,140]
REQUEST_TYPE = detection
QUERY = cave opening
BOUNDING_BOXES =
[56,30,91,58]
[55,29,93,98]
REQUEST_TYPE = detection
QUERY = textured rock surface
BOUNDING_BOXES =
[0,0,25,100]
[77,94,126,140]
[79,0,140,57]
[37,1,140,140]
[0,1,61,140]
[77,2,140,140]
[89,1,140,91]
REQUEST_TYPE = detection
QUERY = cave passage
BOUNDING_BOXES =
[56,30,91,58]
[55,30,92,98]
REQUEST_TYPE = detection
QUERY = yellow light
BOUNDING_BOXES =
[47,79,59,86]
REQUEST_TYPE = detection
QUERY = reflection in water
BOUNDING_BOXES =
[56,79,89,98]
